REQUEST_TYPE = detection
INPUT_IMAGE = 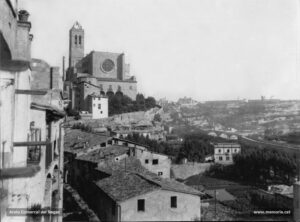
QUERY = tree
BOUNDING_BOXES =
[145,97,156,109]
[153,113,161,122]
[136,94,145,110]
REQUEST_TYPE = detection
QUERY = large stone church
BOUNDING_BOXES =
[65,22,137,111]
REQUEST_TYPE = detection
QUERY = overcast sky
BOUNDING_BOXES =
[20,0,299,101]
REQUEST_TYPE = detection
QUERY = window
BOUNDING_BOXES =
[152,159,158,165]
[218,149,221,153]
[226,156,230,161]
[158,172,163,176]
[219,156,223,161]
[171,196,177,208]
[227,149,230,153]
[234,149,237,153]
[98,104,101,109]
[79,36,82,45]
[75,35,77,44]
[137,199,145,212]
[145,159,149,164]
[100,111,103,114]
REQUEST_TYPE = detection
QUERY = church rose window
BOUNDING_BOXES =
[101,59,115,72]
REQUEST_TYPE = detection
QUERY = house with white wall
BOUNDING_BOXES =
[88,94,108,119]
[112,138,171,178]
[214,143,241,164]
[93,171,202,221]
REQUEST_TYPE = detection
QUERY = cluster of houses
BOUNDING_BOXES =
[64,130,203,221]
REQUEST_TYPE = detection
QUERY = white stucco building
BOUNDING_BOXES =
[88,94,108,119]
[93,171,202,221]
[214,143,241,165]
[112,138,171,178]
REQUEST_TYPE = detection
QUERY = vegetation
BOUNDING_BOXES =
[153,113,162,122]
[71,123,93,132]
[176,133,229,163]
[108,93,157,115]
[126,132,226,163]
[265,130,300,144]
[206,148,297,186]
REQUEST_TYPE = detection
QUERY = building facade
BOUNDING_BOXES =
[214,143,241,164]
[112,138,171,178]
[65,22,137,112]
[0,2,66,221]
[93,171,202,222]
[88,94,108,119]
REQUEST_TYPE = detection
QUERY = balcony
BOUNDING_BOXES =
[27,145,41,165]
[0,141,50,179]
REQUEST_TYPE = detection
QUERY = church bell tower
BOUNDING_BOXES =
[69,21,84,68]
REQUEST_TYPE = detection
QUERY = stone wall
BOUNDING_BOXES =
[86,51,124,80]
[171,163,212,180]
[31,59,62,90]
[69,25,84,67]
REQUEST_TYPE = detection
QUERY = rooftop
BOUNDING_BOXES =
[95,170,202,202]
[64,129,111,154]
[76,145,129,163]
[214,143,241,148]
[95,172,159,202]
[96,157,147,175]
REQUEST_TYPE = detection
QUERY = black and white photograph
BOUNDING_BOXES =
[0,0,300,221]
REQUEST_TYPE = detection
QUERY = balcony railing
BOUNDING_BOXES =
[0,141,50,179]
[27,145,41,165]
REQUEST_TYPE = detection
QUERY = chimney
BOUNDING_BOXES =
[50,67,60,89]
[15,10,32,61]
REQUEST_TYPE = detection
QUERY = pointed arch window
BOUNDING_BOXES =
[75,35,77,45]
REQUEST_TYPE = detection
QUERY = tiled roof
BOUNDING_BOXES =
[76,145,129,163]
[214,143,241,148]
[95,172,159,202]
[206,189,236,202]
[95,170,202,202]
[138,173,202,196]
[64,129,111,154]
[96,157,147,175]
